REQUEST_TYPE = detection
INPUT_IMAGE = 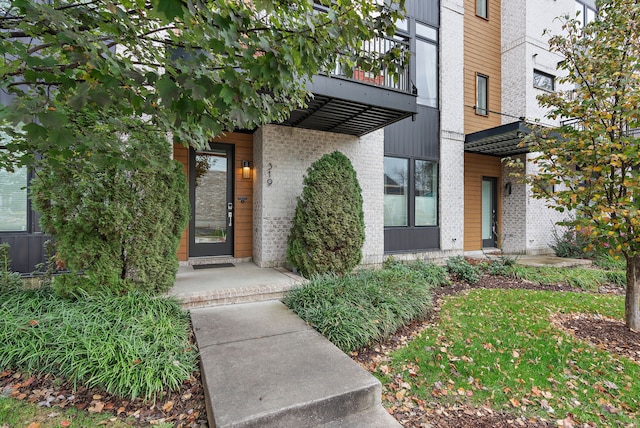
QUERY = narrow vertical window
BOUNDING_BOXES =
[384,157,408,227]
[476,74,488,116]
[476,0,488,18]
[415,22,438,108]
[414,160,438,226]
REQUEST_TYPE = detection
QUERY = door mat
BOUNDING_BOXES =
[192,263,235,270]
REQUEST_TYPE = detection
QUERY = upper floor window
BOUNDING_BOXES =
[415,22,438,108]
[533,69,555,91]
[476,0,488,19]
[575,0,596,26]
[476,74,488,116]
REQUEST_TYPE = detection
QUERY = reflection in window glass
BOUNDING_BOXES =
[416,22,437,41]
[416,39,437,107]
[533,69,555,91]
[0,164,28,232]
[476,0,487,18]
[415,160,438,226]
[384,157,408,227]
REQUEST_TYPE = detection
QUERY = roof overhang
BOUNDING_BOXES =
[464,120,532,156]
[280,74,418,137]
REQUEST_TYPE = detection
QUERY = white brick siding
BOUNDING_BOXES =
[499,0,577,254]
[252,125,384,268]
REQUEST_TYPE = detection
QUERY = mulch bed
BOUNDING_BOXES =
[1,274,634,427]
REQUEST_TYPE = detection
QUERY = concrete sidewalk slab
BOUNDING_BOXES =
[169,263,306,309]
[191,301,400,428]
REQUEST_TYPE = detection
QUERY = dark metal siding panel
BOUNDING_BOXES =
[405,0,439,27]
[384,107,439,158]
[0,234,49,274]
[384,227,439,253]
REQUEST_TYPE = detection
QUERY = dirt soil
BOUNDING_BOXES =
[1,274,635,427]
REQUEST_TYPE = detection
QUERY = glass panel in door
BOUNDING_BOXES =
[190,144,234,257]
[482,177,497,247]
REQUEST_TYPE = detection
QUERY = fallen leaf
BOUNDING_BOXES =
[162,400,174,412]
[60,421,71,427]
[88,401,105,413]
[512,350,520,358]
[26,423,40,428]
[509,398,521,408]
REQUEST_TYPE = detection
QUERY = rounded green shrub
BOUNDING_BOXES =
[32,128,189,297]
[286,151,364,277]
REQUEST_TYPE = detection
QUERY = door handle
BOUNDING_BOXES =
[228,211,232,227]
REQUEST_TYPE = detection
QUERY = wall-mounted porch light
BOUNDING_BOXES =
[241,160,251,179]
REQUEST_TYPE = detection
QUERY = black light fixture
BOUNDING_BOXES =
[242,160,251,179]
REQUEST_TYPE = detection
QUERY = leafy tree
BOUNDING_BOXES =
[287,151,365,277]
[0,0,406,170]
[518,0,640,329]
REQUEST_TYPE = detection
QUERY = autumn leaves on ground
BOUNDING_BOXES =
[2,258,639,427]
[353,274,639,428]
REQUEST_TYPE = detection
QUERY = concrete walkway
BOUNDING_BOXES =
[168,263,306,309]
[191,301,400,428]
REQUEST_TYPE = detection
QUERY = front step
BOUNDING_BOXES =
[190,301,401,428]
[173,281,297,309]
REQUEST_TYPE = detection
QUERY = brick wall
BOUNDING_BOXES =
[252,125,384,267]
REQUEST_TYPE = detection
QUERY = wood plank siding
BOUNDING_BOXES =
[464,0,502,134]
[464,153,502,251]
[174,132,253,260]
[174,144,190,261]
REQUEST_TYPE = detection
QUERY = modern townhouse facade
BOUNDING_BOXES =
[462,0,596,254]
[2,0,588,274]
[173,0,467,268]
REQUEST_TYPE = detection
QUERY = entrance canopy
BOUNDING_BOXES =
[464,120,532,156]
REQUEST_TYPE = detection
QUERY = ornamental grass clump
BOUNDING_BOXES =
[0,286,197,400]
[284,261,447,353]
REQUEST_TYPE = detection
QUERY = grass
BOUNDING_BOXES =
[0,286,197,401]
[381,288,639,425]
[0,397,153,428]
[503,264,626,289]
[283,260,447,352]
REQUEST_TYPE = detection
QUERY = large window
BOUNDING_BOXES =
[0,161,28,232]
[415,22,438,108]
[476,74,488,116]
[384,157,438,228]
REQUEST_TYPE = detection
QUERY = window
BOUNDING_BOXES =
[384,157,438,228]
[0,159,28,232]
[415,160,438,226]
[476,0,488,18]
[384,157,408,227]
[575,1,596,26]
[415,22,438,108]
[533,69,555,91]
[476,74,488,116]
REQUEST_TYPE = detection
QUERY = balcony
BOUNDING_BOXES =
[280,35,417,137]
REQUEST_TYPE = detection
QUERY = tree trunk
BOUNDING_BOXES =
[625,255,640,331]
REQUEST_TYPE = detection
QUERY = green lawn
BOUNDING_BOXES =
[380,288,638,426]
[0,398,144,428]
